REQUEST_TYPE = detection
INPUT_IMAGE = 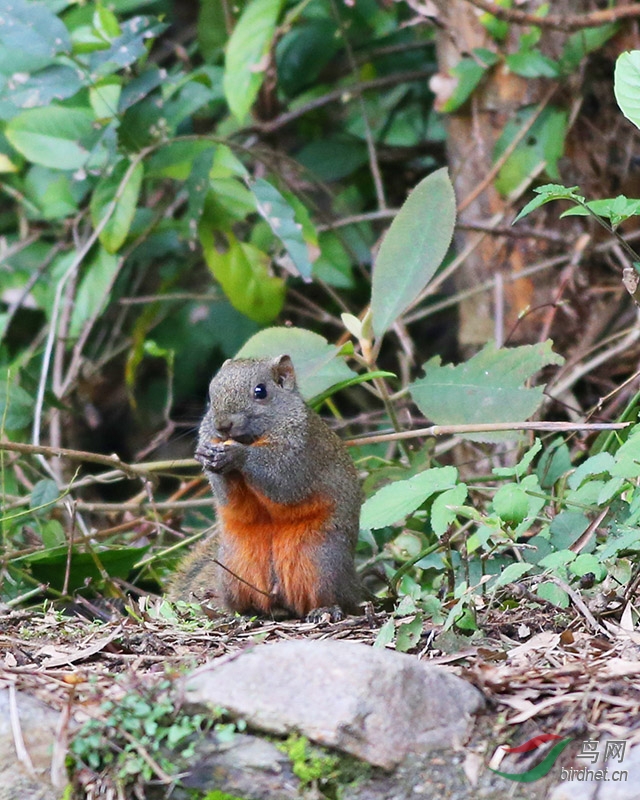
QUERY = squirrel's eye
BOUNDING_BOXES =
[254,383,268,400]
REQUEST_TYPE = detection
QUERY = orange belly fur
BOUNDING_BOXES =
[218,473,333,616]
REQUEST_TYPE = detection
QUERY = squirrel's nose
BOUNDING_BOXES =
[215,419,232,438]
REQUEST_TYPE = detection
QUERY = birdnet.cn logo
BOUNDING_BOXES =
[489,735,629,783]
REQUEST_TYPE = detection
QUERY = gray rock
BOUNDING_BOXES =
[0,688,63,800]
[178,732,301,800]
[184,639,484,770]
[549,743,640,800]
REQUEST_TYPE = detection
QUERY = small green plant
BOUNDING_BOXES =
[69,676,222,792]
[276,732,369,798]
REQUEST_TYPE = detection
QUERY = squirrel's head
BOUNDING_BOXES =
[204,354,306,444]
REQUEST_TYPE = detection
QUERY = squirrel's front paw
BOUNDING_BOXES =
[195,440,242,473]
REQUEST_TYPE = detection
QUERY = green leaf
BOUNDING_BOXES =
[431,483,467,536]
[371,168,456,337]
[185,147,216,238]
[494,106,568,196]
[440,49,499,113]
[236,327,356,399]
[409,340,563,442]
[506,49,559,78]
[69,247,120,339]
[296,137,368,182]
[492,484,531,525]
[308,370,395,410]
[6,106,97,170]
[560,196,640,228]
[536,581,569,608]
[0,65,83,110]
[30,480,60,513]
[493,438,542,478]
[360,466,458,530]
[223,0,283,122]
[396,613,423,653]
[0,381,33,431]
[23,545,148,592]
[146,140,215,180]
[600,526,640,560]
[90,159,143,253]
[569,553,605,580]
[200,229,285,324]
[40,519,66,549]
[250,179,313,280]
[537,438,572,489]
[373,617,395,648]
[615,50,640,131]
[493,562,534,588]
[560,24,619,74]
[0,0,71,74]
[568,452,615,490]
[513,183,585,224]
[548,511,589,550]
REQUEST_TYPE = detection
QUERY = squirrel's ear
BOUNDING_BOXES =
[272,354,296,389]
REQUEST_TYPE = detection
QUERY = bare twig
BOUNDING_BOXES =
[463,0,640,32]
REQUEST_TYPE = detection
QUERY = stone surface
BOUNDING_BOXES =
[184,638,484,770]
[0,688,63,800]
[177,732,300,800]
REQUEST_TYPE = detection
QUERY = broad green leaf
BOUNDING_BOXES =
[568,452,615,490]
[549,511,590,550]
[493,562,534,588]
[250,179,313,279]
[513,183,585,224]
[440,49,499,113]
[360,466,458,530]
[373,617,395,648]
[431,483,467,536]
[569,553,605,580]
[90,77,122,120]
[90,159,143,253]
[24,166,85,220]
[536,581,569,608]
[23,545,148,592]
[492,484,531,525]
[147,140,214,180]
[296,137,368,181]
[223,0,283,122]
[237,327,356,399]
[200,229,284,325]
[537,438,572,489]
[506,49,559,78]
[185,147,216,238]
[600,526,640,559]
[69,247,120,339]
[409,340,563,442]
[396,613,423,652]
[0,65,83,110]
[30,479,60,513]
[6,106,97,170]
[560,196,640,228]
[40,519,66,549]
[0,0,71,74]
[0,381,33,431]
[371,168,456,337]
[494,106,568,196]
[560,24,619,73]
[89,17,166,79]
[308,370,395,410]
[615,50,640,131]
[494,438,542,478]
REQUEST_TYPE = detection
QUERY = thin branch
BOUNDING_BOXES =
[242,69,435,135]
[349,420,629,447]
[463,0,640,32]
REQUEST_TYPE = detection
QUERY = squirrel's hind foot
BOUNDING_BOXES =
[305,605,344,624]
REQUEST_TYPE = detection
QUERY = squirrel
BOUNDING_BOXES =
[169,354,362,620]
